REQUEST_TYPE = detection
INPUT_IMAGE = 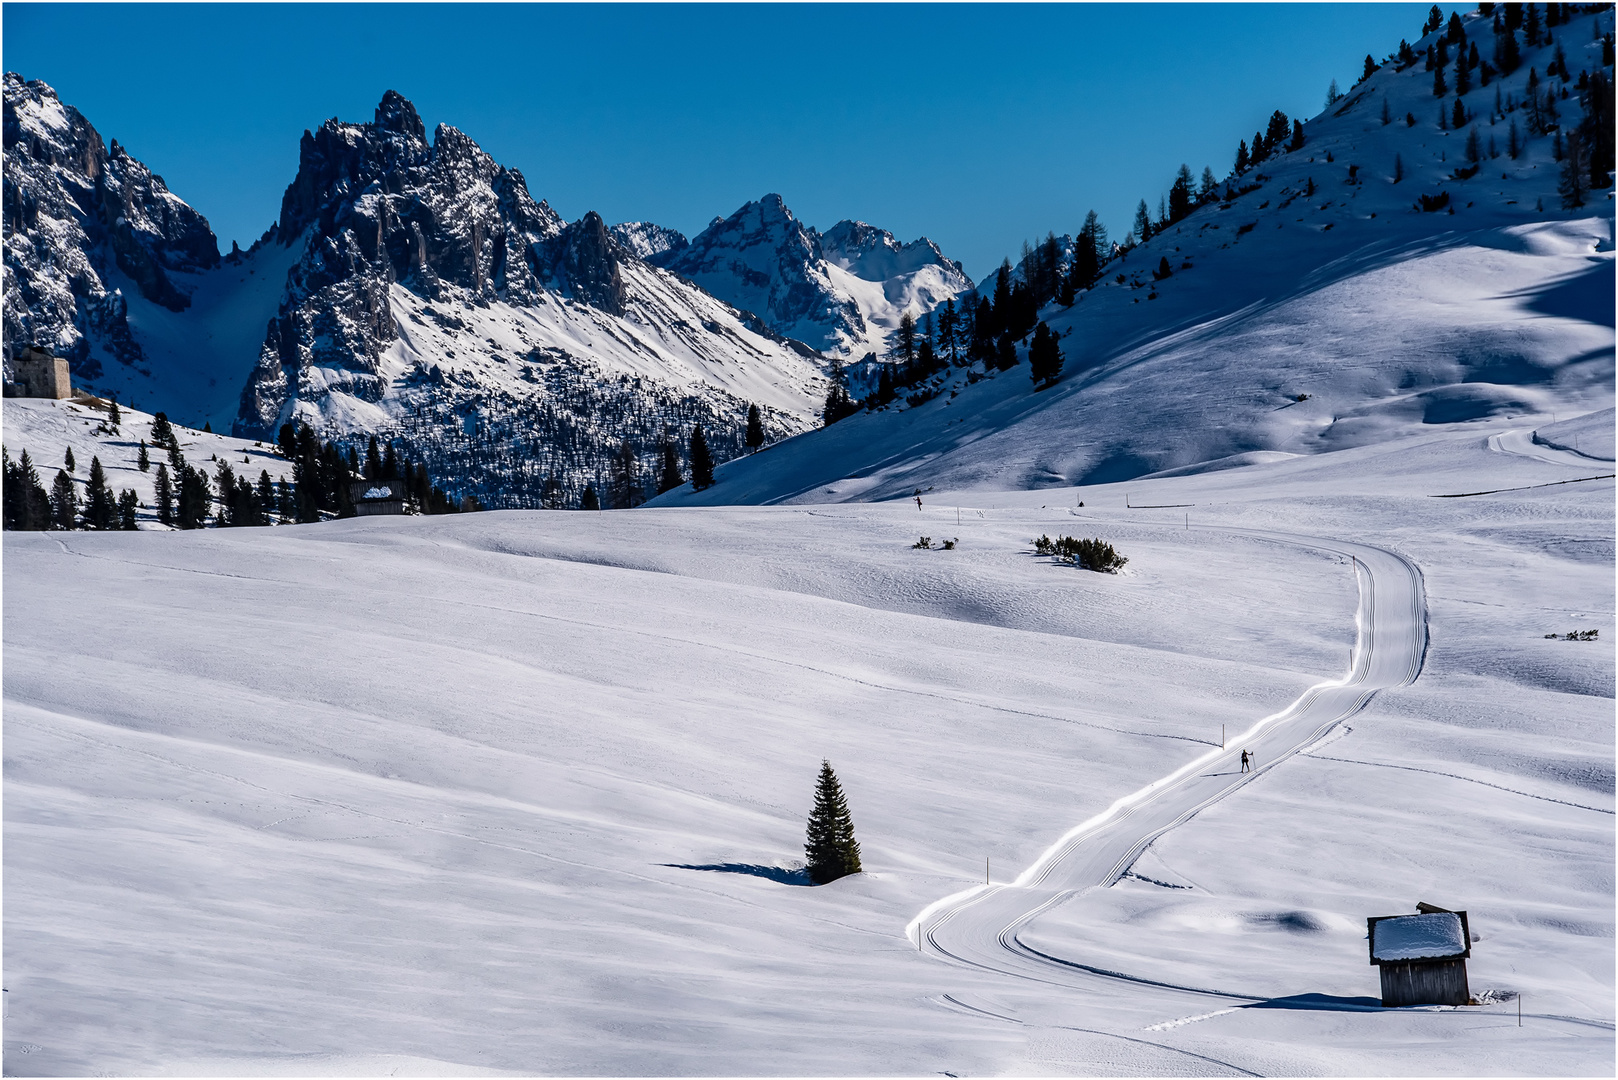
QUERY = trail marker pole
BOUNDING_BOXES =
[1222,724,1226,749]
[1519,994,1522,1026]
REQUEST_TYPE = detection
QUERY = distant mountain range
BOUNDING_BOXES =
[2,77,969,507]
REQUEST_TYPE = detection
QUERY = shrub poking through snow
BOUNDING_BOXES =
[913,536,933,549]
[1545,629,1599,641]
[804,761,861,885]
[1033,534,1129,573]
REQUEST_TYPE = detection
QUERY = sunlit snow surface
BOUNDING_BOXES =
[4,410,1612,1076]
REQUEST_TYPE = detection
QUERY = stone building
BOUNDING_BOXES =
[5,346,72,399]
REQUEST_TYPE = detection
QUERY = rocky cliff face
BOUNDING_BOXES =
[2,73,220,383]
[653,194,971,358]
[232,92,827,507]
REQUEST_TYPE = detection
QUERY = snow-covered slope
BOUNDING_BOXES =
[2,396,293,525]
[5,413,1610,1075]
[655,194,972,359]
[655,8,1615,507]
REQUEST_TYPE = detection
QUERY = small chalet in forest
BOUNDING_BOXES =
[1367,903,1473,1007]
[348,478,405,516]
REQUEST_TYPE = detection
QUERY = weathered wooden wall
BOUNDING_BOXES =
[1379,959,1470,1006]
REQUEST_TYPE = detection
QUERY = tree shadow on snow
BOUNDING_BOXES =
[664,862,813,886]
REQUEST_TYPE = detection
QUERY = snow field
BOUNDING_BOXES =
[3,412,1612,1074]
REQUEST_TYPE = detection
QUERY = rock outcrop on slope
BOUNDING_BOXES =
[2,73,220,384]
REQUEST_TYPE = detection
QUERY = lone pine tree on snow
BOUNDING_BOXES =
[804,760,862,884]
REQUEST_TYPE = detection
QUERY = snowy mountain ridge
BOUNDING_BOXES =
[651,193,974,359]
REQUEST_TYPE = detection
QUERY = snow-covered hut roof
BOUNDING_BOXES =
[1368,912,1468,963]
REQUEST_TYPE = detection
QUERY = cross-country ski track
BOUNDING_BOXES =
[909,529,1428,1006]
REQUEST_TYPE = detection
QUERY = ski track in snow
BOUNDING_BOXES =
[911,529,1427,1006]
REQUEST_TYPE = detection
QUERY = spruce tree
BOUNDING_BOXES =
[138,441,150,471]
[804,760,862,884]
[151,412,174,446]
[108,397,121,429]
[1453,96,1469,128]
[1198,167,1219,202]
[1447,10,1465,43]
[1523,2,1541,46]
[1028,322,1062,388]
[689,424,715,490]
[1382,96,1393,125]
[1466,125,1482,162]
[155,463,175,524]
[117,489,138,530]
[364,436,383,480]
[50,469,77,529]
[1435,64,1448,96]
[1235,139,1249,173]
[85,456,116,530]
[995,334,1018,371]
[1558,131,1588,206]
[64,446,75,473]
[1132,199,1152,242]
[1456,50,1471,95]
[1364,54,1379,82]
[1168,164,1194,222]
[1424,4,1444,36]
[658,440,684,493]
[580,484,600,511]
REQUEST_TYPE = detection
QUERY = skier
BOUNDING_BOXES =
[914,489,923,511]
[1240,749,1251,773]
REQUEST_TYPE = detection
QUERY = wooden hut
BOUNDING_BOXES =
[348,478,406,516]
[1367,903,1472,1006]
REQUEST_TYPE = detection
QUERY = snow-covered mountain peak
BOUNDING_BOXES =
[610,220,688,261]
[821,219,967,285]
[657,193,971,357]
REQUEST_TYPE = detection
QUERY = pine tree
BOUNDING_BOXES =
[1495,22,1521,74]
[689,424,715,490]
[50,469,77,529]
[155,462,175,524]
[1325,79,1342,108]
[1558,131,1588,206]
[117,489,138,530]
[1235,139,1249,173]
[1169,163,1194,222]
[1424,4,1444,36]
[256,471,275,519]
[1198,166,1219,202]
[1394,152,1404,183]
[1523,2,1541,46]
[1456,49,1472,95]
[1028,322,1062,387]
[138,440,150,471]
[1363,54,1379,82]
[1399,39,1417,67]
[580,484,600,511]
[1382,95,1393,125]
[85,456,116,530]
[1447,10,1465,43]
[108,397,121,429]
[658,440,684,493]
[611,441,639,509]
[892,312,918,363]
[1132,199,1152,242]
[1466,125,1482,162]
[991,261,1013,331]
[151,412,174,445]
[803,760,862,884]
[822,359,859,425]
[995,334,1018,371]
[64,446,75,473]
[1454,96,1469,128]
[1435,64,1448,96]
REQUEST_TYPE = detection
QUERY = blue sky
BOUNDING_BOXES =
[6,3,1448,280]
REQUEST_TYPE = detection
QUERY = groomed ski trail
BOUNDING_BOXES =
[908,530,1427,1000]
